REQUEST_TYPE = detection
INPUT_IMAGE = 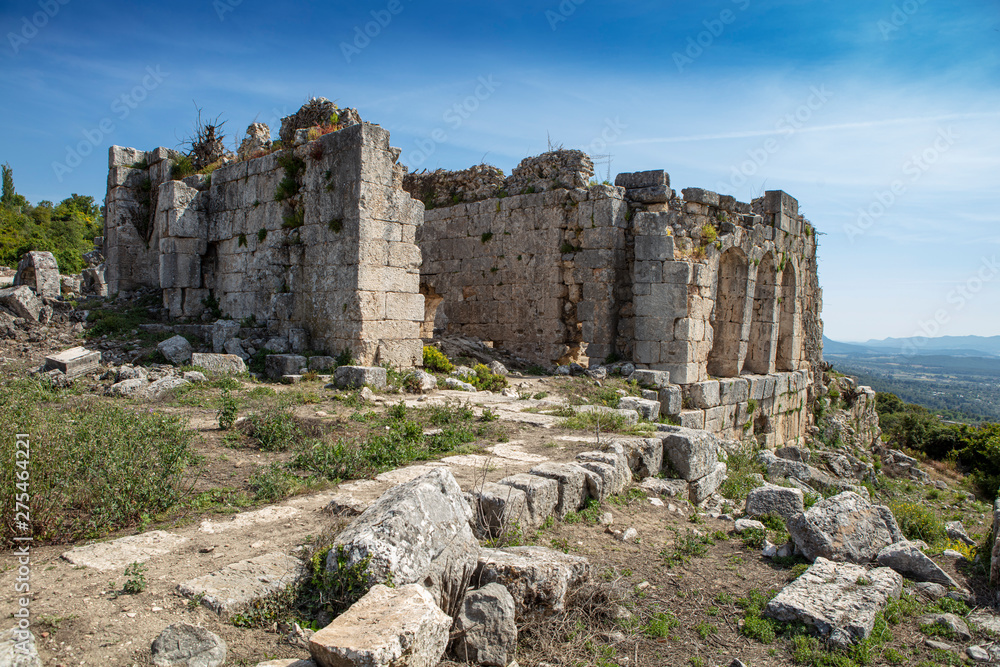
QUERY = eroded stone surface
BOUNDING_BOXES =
[473,546,590,617]
[764,557,902,647]
[177,552,306,618]
[330,468,479,617]
[308,584,450,667]
[877,541,959,588]
[62,530,188,571]
[151,623,226,667]
[787,491,896,563]
[450,583,517,667]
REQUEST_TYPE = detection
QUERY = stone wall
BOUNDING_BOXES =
[103,122,425,367]
[418,185,629,366]
[414,157,824,446]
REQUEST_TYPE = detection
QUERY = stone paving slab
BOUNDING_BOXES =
[198,506,301,534]
[61,530,188,571]
[177,552,306,618]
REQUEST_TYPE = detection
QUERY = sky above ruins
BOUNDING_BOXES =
[1,0,998,342]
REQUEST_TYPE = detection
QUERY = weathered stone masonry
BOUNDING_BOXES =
[104,122,425,367]
[410,155,823,446]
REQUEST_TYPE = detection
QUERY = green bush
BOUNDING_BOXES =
[469,363,508,392]
[217,389,239,430]
[422,346,454,373]
[243,408,303,451]
[888,500,947,544]
[0,380,194,545]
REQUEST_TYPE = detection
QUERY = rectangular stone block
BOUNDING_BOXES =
[45,347,101,379]
[529,462,591,518]
[497,473,559,527]
[681,187,720,207]
[190,353,247,374]
[688,380,720,409]
[634,235,675,261]
[177,552,306,619]
[618,397,661,421]
[678,409,705,430]
[334,365,388,390]
[763,190,799,217]
[615,170,670,190]
[689,461,727,504]
[658,385,683,416]
[661,426,719,480]
[630,369,671,388]
[719,378,750,405]
[265,354,307,380]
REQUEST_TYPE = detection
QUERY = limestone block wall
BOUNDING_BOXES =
[418,186,629,366]
[104,123,425,367]
[629,186,821,388]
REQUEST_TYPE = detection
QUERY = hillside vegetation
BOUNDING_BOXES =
[877,391,1000,498]
[0,162,102,274]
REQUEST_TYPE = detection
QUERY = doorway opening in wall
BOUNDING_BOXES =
[420,284,444,339]
[707,247,748,378]
[775,265,797,371]
[742,252,776,375]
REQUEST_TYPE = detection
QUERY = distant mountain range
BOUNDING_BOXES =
[824,335,1000,358]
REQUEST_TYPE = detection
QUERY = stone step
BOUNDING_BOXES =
[177,552,306,618]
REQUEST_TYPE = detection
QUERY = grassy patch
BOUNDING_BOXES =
[888,500,947,544]
[0,379,195,545]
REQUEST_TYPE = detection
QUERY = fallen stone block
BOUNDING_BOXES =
[0,285,41,320]
[690,461,727,504]
[618,438,663,479]
[140,376,189,400]
[211,319,240,353]
[658,385,683,416]
[473,546,590,617]
[576,447,630,495]
[471,482,529,539]
[309,584,451,667]
[639,477,688,498]
[529,462,591,517]
[497,473,559,526]
[450,583,517,667]
[745,484,804,522]
[110,377,147,397]
[151,623,226,667]
[177,552,306,618]
[945,521,976,547]
[44,346,101,379]
[660,426,719,480]
[158,335,192,365]
[764,557,902,647]
[618,396,660,420]
[190,352,247,375]
[331,468,479,617]
[787,491,896,563]
[876,541,959,588]
[335,365,388,390]
[14,250,60,300]
[735,518,767,533]
[412,369,437,393]
[444,377,476,392]
[265,354,307,380]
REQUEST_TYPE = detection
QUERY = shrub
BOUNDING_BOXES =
[243,408,303,451]
[888,500,947,544]
[122,562,147,594]
[0,381,195,545]
[469,364,507,392]
[217,389,238,430]
[422,346,454,373]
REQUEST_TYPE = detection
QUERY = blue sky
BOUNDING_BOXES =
[1,0,998,342]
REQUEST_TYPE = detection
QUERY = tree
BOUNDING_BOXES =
[1,163,14,207]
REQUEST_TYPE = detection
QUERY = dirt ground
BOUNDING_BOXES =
[0,318,997,667]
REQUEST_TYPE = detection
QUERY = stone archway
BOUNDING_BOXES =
[742,252,777,374]
[776,264,797,371]
[707,247,749,377]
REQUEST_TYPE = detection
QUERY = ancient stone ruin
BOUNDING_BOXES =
[103,98,823,446]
